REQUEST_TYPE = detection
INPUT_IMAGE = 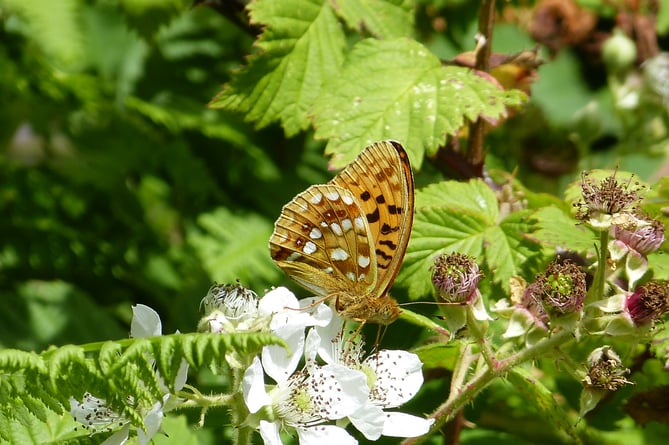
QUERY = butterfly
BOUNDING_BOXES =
[269,140,414,326]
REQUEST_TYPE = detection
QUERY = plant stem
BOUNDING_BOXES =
[466,0,496,176]
[588,230,610,303]
[401,329,574,445]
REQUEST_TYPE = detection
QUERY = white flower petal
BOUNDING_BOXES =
[243,356,271,414]
[131,304,162,338]
[137,402,163,444]
[296,425,357,445]
[174,359,189,391]
[382,412,434,438]
[262,325,305,382]
[300,297,333,327]
[304,328,321,364]
[366,350,423,407]
[315,314,344,364]
[260,287,300,318]
[101,424,130,445]
[348,402,385,440]
[259,420,283,445]
[315,364,369,418]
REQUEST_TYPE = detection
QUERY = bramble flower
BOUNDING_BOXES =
[325,326,434,440]
[431,253,490,333]
[582,346,632,391]
[494,277,549,345]
[580,346,632,417]
[258,287,332,382]
[610,218,665,287]
[70,305,188,444]
[242,327,369,445]
[574,171,644,231]
[625,280,669,326]
[432,253,483,304]
[199,281,261,334]
[537,261,586,316]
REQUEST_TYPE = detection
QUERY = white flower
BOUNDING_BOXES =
[242,355,369,445]
[70,305,188,444]
[319,316,434,440]
[258,287,332,382]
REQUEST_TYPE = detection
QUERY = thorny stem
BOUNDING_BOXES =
[465,307,497,370]
[402,329,574,445]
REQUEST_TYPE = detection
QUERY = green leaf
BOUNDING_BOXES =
[313,38,527,169]
[506,367,582,444]
[187,207,280,286]
[210,0,346,136]
[416,180,499,220]
[2,0,84,66]
[533,206,597,254]
[398,180,543,298]
[331,0,414,38]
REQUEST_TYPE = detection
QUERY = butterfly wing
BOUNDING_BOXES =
[329,140,414,298]
[270,183,377,297]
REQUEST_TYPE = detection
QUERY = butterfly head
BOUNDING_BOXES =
[334,292,402,326]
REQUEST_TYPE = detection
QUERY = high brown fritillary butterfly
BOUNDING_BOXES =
[269,140,414,325]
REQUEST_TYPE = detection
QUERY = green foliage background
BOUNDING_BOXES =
[1,0,669,444]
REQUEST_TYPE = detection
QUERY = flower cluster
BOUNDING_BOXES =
[242,287,433,444]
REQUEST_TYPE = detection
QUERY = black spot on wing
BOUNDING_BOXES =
[367,208,380,223]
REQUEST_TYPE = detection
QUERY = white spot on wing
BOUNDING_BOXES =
[309,228,322,239]
[358,255,370,268]
[354,216,365,230]
[325,190,340,201]
[358,273,366,281]
[287,252,301,261]
[320,221,328,228]
[310,193,323,205]
[331,248,349,261]
[342,195,354,205]
[346,272,356,281]
[323,267,333,274]
[331,223,343,236]
[341,218,353,232]
[303,241,317,255]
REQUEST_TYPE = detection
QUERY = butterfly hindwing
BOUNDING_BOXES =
[270,184,377,297]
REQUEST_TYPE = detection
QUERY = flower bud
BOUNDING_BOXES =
[625,280,669,325]
[199,282,260,333]
[201,281,259,319]
[602,29,637,74]
[431,253,482,304]
[642,53,669,102]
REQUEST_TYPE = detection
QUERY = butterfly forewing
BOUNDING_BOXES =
[330,140,414,297]
[270,184,377,297]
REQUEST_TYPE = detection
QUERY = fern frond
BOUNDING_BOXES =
[0,331,284,438]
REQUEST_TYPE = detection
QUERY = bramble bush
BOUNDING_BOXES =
[1,1,669,444]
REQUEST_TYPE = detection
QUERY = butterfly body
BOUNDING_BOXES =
[270,140,414,326]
